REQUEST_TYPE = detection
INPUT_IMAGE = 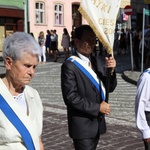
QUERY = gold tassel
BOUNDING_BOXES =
[78,6,113,56]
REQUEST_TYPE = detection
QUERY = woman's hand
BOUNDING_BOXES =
[39,137,44,150]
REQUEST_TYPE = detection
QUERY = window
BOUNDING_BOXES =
[35,2,45,24]
[54,4,64,25]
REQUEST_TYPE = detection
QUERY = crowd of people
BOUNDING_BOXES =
[35,28,76,63]
[38,29,58,63]
[29,28,71,63]
[114,27,150,70]
[0,25,117,150]
[1,25,150,150]
[114,27,134,55]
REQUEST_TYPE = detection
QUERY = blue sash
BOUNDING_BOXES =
[144,69,150,74]
[0,94,35,150]
[67,56,105,100]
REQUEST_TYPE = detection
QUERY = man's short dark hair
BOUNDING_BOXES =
[74,25,94,40]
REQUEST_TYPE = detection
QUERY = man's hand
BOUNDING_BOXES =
[144,138,150,142]
[105,56,116,75]
[99,101,110,115]
[105,56,116,68]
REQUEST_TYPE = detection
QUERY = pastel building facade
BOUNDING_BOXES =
[0,0,84,51]
[28,0,84,49]
[27,0,132,49]
[0,0,149,51]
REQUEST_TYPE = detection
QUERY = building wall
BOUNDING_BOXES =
[0,0,24,52]
[0,0,149,51]
[29,0,142,47]
[120,0,130,8]
[28,0,81,49]
[0,0,24,9]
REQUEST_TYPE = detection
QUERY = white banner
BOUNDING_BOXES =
[79,0,121,55]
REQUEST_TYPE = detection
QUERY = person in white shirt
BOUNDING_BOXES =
[135,68,150,150]
[38,31,46,63]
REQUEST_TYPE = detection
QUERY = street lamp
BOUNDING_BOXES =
[23,0,27,32]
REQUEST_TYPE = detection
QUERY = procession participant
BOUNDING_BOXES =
[0,32,44,150]
[135,68,150,150]
[61,25,117,150]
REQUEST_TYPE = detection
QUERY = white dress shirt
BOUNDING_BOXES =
[135,68,150,139]
[77,51,91,67]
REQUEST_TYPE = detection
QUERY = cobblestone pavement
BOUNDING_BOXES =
[0,52,144,150]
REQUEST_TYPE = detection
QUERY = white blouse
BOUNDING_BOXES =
[14,92,27,114]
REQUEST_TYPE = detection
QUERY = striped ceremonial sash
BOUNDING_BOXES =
[0,94,35,150]
[67,56,106,101]
[144,69,150,74]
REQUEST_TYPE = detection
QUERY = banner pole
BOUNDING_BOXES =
[141,8,145,73]
[129,15,134,72]
[106,54,112,103]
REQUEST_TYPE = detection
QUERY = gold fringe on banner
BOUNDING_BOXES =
[78,6,113,56]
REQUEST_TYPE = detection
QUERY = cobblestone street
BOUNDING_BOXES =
[0,52,144,150]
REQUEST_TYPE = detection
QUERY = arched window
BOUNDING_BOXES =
[54,4,64,26]
[35,2,45,24]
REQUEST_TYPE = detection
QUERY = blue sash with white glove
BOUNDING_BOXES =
[67,56,106,101]
[0,94,35,150]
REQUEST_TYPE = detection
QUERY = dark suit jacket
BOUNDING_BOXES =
[61,54,117,139]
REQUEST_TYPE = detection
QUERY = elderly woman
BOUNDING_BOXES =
[0,32,44,150]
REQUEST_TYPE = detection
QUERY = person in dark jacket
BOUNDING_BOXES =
[61,25,117,150]
[119,28,127,54]
[45,30,51,55]
[133,29,140,70]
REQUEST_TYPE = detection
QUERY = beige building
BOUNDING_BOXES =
[28,0,82,49]
[27,0,150,46]
[120,0,130,8]
[0,0,149,51]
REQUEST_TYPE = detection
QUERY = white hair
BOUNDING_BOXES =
[2,32,42,61]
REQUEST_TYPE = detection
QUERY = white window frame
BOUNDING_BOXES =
[35,2,45,24]
[54,4,64,26]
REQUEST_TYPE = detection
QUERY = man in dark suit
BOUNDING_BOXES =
[61,25,117,150]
